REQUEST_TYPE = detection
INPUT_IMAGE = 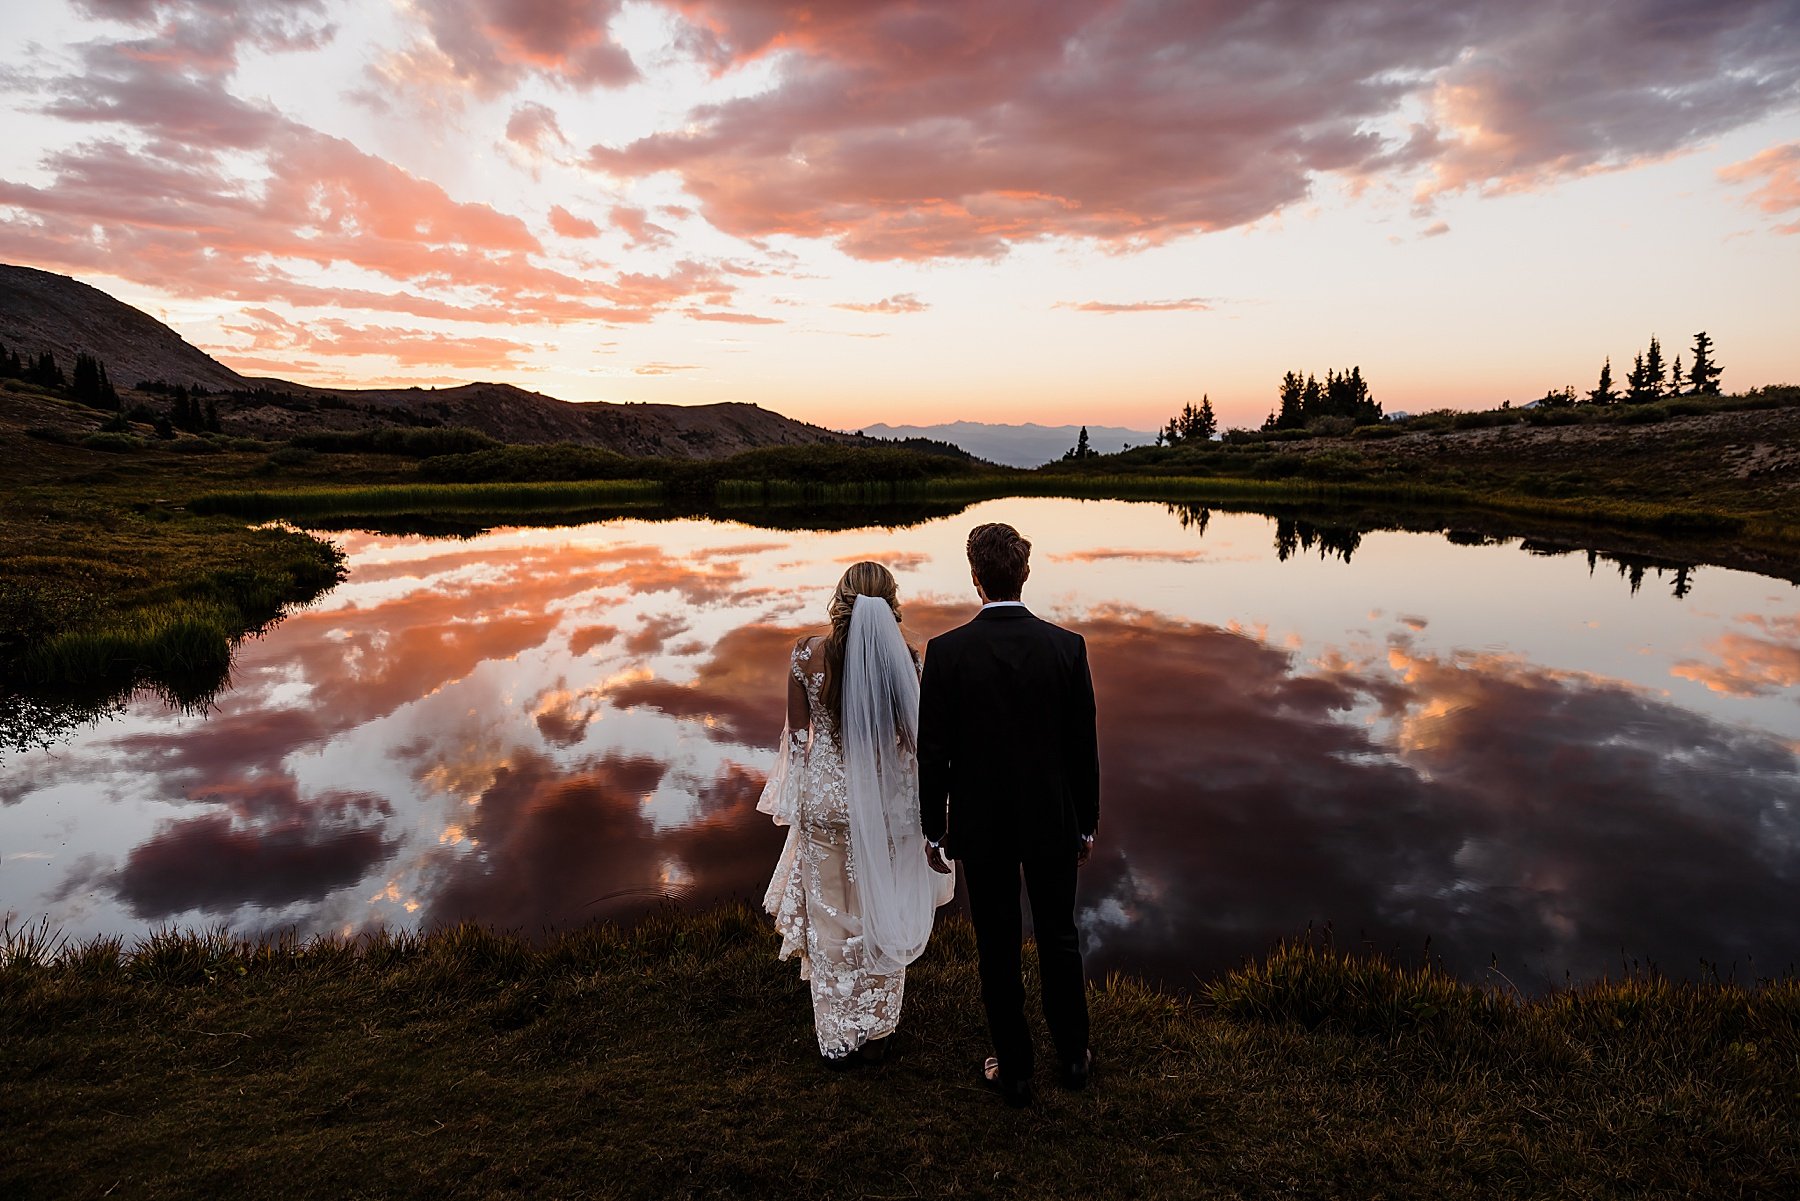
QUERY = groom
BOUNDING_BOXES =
[918,522,1100,1107]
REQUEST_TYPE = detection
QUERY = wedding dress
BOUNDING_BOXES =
[758,595,955,1059]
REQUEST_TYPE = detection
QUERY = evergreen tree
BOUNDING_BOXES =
[1688,330,1722,394]
[1668,355,1683,397]
[203,397,221,433]
[1643,335,1666,400]
[1587,356,1616,405]
[72,352,100,405]
[1625,351,1652,403]
[1076,425,1090,457]
[27,351,65,388]
[1299,373,1322,426]
[1276,371,1304,429]
[1194,395,1217,440]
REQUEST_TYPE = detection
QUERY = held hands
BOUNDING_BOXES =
[925,842,952,875]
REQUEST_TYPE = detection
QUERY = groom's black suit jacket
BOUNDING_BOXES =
[917,605,1099,861]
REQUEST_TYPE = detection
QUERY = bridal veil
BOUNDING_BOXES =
[841,593,955,972]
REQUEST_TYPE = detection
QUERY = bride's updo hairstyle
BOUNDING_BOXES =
[822,560,903,734]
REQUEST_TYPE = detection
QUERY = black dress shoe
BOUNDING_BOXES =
[1058,1048,1094,1090]
[982,1056,1033,1108]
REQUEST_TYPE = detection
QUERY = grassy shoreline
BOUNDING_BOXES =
[4,905,1796,1199]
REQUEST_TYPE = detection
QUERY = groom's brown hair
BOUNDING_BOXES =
[967,523,1030,600]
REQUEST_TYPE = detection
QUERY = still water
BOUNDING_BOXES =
[3,498,1798,989]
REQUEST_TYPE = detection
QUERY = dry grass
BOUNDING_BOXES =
[3,907,1796,1200]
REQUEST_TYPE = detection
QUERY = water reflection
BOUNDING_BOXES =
[2,500,1797,989]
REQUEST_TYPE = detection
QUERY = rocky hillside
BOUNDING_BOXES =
[0,265,247,391]
[0,264,860,459]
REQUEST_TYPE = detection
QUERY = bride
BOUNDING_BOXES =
[759,561,956,1065]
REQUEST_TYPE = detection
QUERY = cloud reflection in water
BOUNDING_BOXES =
[3,508,1797,991]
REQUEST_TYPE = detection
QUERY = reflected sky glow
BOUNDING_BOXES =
[3,499,1798,988]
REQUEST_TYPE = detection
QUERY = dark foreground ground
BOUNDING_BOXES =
[3,906,1796,1200]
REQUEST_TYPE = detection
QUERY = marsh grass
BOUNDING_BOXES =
[3,906,1796,1199]
[190,478,666,518]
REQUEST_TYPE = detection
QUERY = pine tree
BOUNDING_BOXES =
[1668,355,1683,397]
[1195,395,1217,440]
[1625,351,1652,403]
[1688,330,1722,394]
[1643,335,1666,400]
[203,397,221,433]
[1299,374,1322,425]
[1276,371,1304,429]
[1587,357,1616,405]
[72,352,100,406]
[1076,425,1090,458]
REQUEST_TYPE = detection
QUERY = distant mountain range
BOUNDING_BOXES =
[861,421,1159,467]
[0,264,860,460]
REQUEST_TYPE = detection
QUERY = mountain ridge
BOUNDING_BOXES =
[862,420,1158,467]
[0,264,862,460]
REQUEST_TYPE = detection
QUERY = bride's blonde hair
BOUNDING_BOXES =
[822,561,903,734]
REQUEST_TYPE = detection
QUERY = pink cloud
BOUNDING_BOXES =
[1720,142,1800,234]
[609,204,675,248]
[549,204,601,238]
[683,308,782,325]
[1057,298,1213,314]
[506,101,570,153]
[216,309,537,369]
[834,293,927,314]
[412,0,636,97]
[581,1,1800,260]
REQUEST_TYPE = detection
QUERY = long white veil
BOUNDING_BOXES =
[842,593,954,973]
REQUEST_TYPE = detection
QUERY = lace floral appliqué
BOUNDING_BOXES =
[758,638,906,1058]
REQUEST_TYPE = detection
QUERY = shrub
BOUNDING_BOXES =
[292,426,501,457]
[264,446,317,468]
[78,432,140,453]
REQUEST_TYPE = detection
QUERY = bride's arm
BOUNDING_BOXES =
[787,637,812,733]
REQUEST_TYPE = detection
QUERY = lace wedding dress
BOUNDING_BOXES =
[758,597,954,1059]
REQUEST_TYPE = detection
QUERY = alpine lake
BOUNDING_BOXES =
[4,496,1798,992]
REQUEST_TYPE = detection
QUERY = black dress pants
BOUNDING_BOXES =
[961,851,1089,1082]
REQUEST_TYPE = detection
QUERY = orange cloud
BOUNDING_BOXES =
[1720,142,1800,234]
[217,309,537,369]
[1057,298,1213,314]
[1672,614,1800,696]
[549,204,600,238]
[683,309,783,325]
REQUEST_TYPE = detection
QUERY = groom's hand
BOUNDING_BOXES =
[925,843,952,875]
[1076,834,1094,867]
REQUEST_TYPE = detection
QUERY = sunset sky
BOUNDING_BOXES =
[2,0,1797,430]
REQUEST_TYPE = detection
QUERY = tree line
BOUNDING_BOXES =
[1541,331,1723,409]
[1264,367,1381,430]
[0,342,218,434]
